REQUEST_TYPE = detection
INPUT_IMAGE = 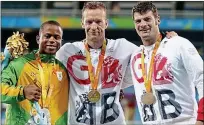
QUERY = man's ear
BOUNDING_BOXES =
[81,19,85,29]
[156,15,161,25]
[105,19,109,29]
[36,35,40,44]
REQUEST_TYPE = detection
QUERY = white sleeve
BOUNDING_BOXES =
[119,39,139,89]
[180,38,203,100]
[121,62,134,89]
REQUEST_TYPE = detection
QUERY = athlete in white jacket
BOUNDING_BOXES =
[130,2,203,125]
[56,2,178,125]
[56,2,137,125]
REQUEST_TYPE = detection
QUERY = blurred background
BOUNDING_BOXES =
[1,1,203,125]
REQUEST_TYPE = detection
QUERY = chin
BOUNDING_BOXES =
[90,37,99,41]
[141,33,150,38]
[45,50,57,55]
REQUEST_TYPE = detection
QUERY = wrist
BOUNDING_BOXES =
[16,86,26,102]
[20,86,26,99]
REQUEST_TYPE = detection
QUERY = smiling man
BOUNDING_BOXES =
[130,2,203,125]
[56,2,178,125]
[56,2,138,125]
[1,20,69,125]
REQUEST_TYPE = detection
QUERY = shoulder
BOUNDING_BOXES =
[11,52,35,64]
[108,38,134,44]
[107,38,139,49]
[5,52,34,71]
[58,41,83,54]
[131,45,143,57]
[61,41,83,49]
[60,42,74,50]
[164,36,192,47]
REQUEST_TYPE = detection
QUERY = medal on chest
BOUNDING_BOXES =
[28,52,58,124]
[84,39,106,103]
[141,34,162,105]
[141,92,156,105]
[87,90,101,103]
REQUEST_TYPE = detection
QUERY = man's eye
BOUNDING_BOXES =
[55,36,61,40]
[96,21,101,24]
[145,18,151,22]
[135,20,140,24]
[45,34,50,38]
[87,21,92,24]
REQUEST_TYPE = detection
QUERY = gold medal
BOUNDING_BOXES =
[84,40,106,103]
[88,90,100,103]
[31,108,37,116]
[141,93,156,105]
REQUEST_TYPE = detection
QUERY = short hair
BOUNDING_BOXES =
[82,2,106,16]
[132,2,158,20]
[39,20,63,34]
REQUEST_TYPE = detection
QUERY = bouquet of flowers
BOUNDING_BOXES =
[1,31,29,70]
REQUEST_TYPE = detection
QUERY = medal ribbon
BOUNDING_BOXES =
[35,52,57,108]
[141,34,162,93]
[84,40,106,90]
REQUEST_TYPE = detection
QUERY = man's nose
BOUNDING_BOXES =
[49,36,56,43]
[90,22,97,30]
[140,20,147,27]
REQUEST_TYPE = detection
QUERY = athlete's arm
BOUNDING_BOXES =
[1,62,41,103]
[121,64,134,89]
[180,37,204,122]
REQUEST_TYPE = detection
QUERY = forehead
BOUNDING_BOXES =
[83,9,106,20]
[134,11,154,20]
[41,24,62,35]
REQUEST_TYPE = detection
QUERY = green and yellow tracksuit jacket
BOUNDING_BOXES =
[1,50,69,125]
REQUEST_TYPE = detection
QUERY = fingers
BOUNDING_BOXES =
[24,84,42,101]
[35,87,42,93]
[119,90,124,102]
[166,31,178,39]
[32,89,41,101]
[34,91,41,97]
[33,94,41,102]
[31,91,41,102]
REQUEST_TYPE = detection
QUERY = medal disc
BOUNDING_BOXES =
[141,93,156,105]
[33,114,40,124]
[88,90,100,103]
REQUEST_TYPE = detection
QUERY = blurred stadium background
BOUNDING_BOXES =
[1,1,203,125]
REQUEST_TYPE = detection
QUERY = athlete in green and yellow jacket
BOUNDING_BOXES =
[1,20,69,125]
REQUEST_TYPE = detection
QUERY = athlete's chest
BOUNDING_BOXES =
[17,61,64,88]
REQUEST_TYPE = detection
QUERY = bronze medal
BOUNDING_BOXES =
[88,90,100,103]
[141,93,156,105]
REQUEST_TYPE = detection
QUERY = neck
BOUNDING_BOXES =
[38,50,55,56]
[86,38,105,49]
[142,32,161,46]
[142,39,155,46]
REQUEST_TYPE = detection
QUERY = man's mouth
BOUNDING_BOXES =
[91,32,98,35]
[140,29,150,33]
[46,45,56,49]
